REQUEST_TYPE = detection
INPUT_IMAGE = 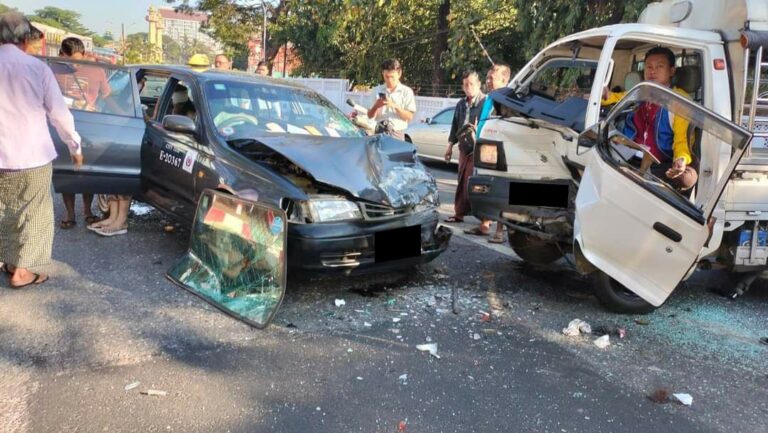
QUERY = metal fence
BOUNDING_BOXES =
[288,77,458,122]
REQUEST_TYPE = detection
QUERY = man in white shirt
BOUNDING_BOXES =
[367,59,416,140]
[0,12,83,288]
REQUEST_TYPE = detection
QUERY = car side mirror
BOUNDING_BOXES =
[577,123,601,155]
[424,117,431,124]
[163,115,196,134]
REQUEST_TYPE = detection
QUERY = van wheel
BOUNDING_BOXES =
[593,271,657,314]
[509,231,563,265]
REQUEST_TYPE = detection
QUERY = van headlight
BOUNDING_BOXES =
[479,143,498,165]
[308,198,362,222]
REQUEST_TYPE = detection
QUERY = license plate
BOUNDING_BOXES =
[375,225,421,262]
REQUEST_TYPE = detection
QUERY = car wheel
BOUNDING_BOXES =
[509,231,563,265]
[592,271,657,314]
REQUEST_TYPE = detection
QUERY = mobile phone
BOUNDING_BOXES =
[378,92,387,100]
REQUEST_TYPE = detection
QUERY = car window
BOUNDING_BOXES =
[47,59,136,117]
[431,109,454,124]
[204,80,363,139]
[527,59,597,102]
[160,79,198,122]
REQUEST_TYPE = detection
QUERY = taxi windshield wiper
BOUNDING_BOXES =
[227,137,262,150]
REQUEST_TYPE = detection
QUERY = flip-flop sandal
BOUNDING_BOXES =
[443,216,464,223]
[463,227,489,236]
[0,263,14,275]
[10,273,48,289]
[85,215,101,224]
[488,234,505,244]
[59,220,76,229]
[95,226,128,237]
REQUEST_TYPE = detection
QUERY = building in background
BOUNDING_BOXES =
[31,21,93,57]
[146,6,164,63]
[158,7,220,53]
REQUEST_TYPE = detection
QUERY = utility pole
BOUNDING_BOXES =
[261,1,267,62]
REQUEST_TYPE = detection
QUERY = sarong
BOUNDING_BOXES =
[0,164,54,270]
[454,149,474,218]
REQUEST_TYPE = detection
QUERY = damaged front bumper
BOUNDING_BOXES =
[468,175,574,241]
[287,209,451,273]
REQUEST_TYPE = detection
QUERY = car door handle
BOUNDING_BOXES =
[653,222,682,243]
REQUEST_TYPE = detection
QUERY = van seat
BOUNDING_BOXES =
[674,65,702,100]
[624,71,642,91]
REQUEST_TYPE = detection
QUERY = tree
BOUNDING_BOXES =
[123,32,154,64]
[28,6,93,36]
[514,0,653,58]
[167,0,288,68]
[0,3,17,14]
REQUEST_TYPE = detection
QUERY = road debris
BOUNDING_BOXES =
[398,420,407,431]
[593,335,610,349]
[334,299,346,307]
[759,337,768,346]
[649,388,671,403]
[364,322,372,327]
[592,325,627,339]
[124,381,140,391]
[479,311,491,322]
[634,318,650,325]
[472,333,481,340]
[416,343,440,359]
[392,317,401,323]
[562,319,592,336]
[398,374,408,384]
[673,393,693,406]
[163,224,175,233]
[140,389,168,396]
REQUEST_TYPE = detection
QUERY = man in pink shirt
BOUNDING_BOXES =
[0,12,84,288]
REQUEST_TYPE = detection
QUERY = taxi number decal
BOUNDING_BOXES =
[159,149,183,168]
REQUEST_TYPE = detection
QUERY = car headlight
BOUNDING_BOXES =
[308,197,362,222]
[479,143,498,165]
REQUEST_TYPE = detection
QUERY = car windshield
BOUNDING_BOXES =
[203,80,363,139]
[526,58,597,102]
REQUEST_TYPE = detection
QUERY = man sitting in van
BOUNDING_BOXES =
[602,47,697,191]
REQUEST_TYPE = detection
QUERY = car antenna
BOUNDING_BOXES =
[470,26,495,66]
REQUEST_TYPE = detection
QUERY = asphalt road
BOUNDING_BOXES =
[1,161,767,433]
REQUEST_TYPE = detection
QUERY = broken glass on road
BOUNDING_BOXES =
[167,190,287,328]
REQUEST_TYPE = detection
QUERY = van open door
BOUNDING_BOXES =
[574,82,752,308]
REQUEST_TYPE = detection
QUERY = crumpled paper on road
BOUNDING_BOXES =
[562,319,592,336]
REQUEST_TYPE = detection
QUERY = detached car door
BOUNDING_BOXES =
[574,82,752,307]
[45,58,144,194]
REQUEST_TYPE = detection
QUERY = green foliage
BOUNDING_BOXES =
[514,0,654,58]
[28,6,93,36]
[0,3,16,14]
[165,0,657,94]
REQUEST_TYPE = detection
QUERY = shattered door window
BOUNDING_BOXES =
[167,190,287,328]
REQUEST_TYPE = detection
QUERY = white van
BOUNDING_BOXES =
[469,0,768,313]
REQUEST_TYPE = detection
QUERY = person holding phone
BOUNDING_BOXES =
[367,59,416,140]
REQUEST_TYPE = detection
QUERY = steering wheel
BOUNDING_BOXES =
[218,114,260,129]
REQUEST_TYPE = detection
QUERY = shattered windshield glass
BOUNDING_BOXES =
[204,80,363,139]
[599,82,752,218]
[167,190,287,328]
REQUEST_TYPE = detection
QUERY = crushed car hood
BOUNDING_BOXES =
[252,134,438,209]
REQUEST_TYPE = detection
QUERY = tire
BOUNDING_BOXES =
[593,271,657,314]
[509,231,564,265]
